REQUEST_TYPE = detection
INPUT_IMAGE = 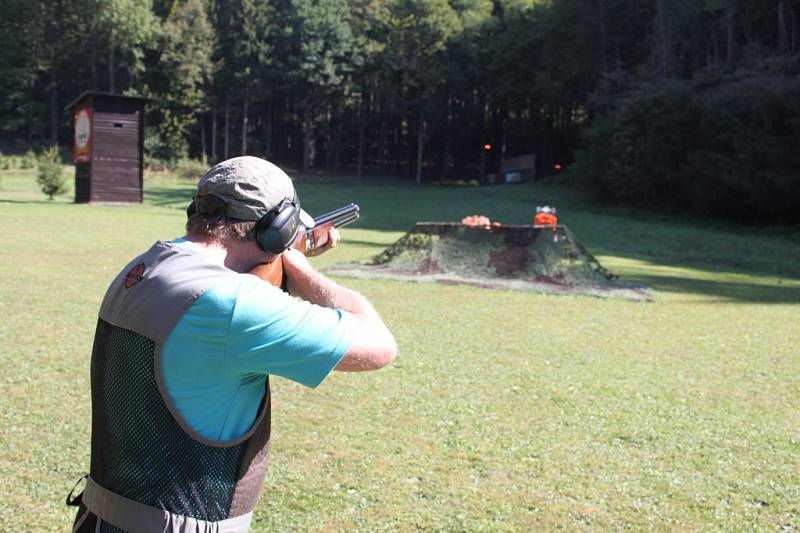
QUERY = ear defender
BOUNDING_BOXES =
[187,193,303,254]
[254,197,302,254]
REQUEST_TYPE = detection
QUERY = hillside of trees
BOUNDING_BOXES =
[1,0,798,223]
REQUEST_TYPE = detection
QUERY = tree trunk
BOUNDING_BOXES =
[241,87,249,155]
[357,103,366,177]
[91,36,97,90]
[742,7,753,49]
[377,119,387,178]
[211,102,217,163]
[543,106,554,173]
[224,96,230,160]
[778,1,790,55]
[200,113,207,163]
[655,0,670,77]
[302,105,312,172]
[708,34,718,68]
[594,0,610,99]
[264,98,273,157]
[291,96,297,152]
[108,35,116,93]
[500,103,509,164]
[439,96,452,177]
[725,6,735,65]
[357,85,369,177]
[415,118,425,185]
[322,103,333,168]
[333,118,343,172]
[491,102,506,174]
[50,63,58,147]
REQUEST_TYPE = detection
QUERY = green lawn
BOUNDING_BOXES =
[1,169,799,531]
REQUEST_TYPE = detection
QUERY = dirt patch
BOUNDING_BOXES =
[488,246,531,277]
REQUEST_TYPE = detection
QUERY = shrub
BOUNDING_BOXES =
[144,114,189,164]
[20,150,36,169]
[687,77,800,222]
[573,73,800,224]
[0,154,13,170]
[172,158,208,182]
[36,147,68,200]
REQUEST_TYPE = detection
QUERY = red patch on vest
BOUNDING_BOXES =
[125,262,146,289]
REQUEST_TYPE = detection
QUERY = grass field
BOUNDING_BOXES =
[1,168,799,531]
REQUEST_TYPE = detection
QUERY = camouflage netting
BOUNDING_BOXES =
[327,223,653,301]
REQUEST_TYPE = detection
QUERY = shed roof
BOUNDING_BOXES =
[66,91,149,111]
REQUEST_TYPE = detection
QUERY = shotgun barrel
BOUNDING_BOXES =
[304,203,360,250]
[313,203,360,227]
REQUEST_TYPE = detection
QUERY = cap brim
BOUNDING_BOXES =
[299,209,315,229]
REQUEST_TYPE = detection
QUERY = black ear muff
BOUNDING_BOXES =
[186,199,197,218]
[255,201,301,254]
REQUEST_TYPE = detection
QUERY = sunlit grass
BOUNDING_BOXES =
[1,168,799,531]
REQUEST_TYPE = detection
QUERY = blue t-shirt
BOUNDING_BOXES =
[161,239,355,442]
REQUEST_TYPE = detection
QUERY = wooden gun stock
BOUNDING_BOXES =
[249,203,360,288]
[249,256,285,287]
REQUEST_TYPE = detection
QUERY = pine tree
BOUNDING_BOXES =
[36,147,68,200]
[159,0,218,161]
[96,0,160,93]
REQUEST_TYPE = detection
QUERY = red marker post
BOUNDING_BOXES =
[481,143,492,182]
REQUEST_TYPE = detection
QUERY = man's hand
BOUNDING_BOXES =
[305,223,341,257]
[289,222,341,257]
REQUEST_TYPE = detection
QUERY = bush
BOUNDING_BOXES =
[573,82,698,208]
[144,112,189,164]
[0,154,14,170]
[573,73,800,224]
[172,158,208,182]
[144,127,177,164]
[687,77,800,221]
[20,150,36,169]
[36,147,68,200]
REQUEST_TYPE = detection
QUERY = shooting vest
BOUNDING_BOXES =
[71,242,271,533]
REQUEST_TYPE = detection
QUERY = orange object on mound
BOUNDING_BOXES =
[534,212,558,226]
[534,206,558,230]
[462,215,501,229]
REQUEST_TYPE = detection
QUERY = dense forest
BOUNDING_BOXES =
[1,0,798,222]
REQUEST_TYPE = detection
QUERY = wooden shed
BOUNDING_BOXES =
[66,91,147,203]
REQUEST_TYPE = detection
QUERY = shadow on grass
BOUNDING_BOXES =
[0,198,74,205]
[340,238,397,248]
[137,178,800,305]
[621,273,800,304]
[143,186,194,208]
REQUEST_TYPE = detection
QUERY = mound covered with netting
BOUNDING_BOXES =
[327,223,652,300]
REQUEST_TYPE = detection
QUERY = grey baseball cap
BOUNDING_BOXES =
[195,156,314,227]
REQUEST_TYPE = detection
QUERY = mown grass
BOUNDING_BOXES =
[1,168,799,531]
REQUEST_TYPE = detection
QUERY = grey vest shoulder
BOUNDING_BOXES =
[99,241,234,343]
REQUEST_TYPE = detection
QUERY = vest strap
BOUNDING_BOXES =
[82,477,253,533]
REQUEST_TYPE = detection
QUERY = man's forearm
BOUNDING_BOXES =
[282,249,375,315]
[281,249,397,372]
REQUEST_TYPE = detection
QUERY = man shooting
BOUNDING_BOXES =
[69,156,397,533]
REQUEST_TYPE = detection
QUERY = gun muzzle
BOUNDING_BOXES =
[314,203,360,228]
